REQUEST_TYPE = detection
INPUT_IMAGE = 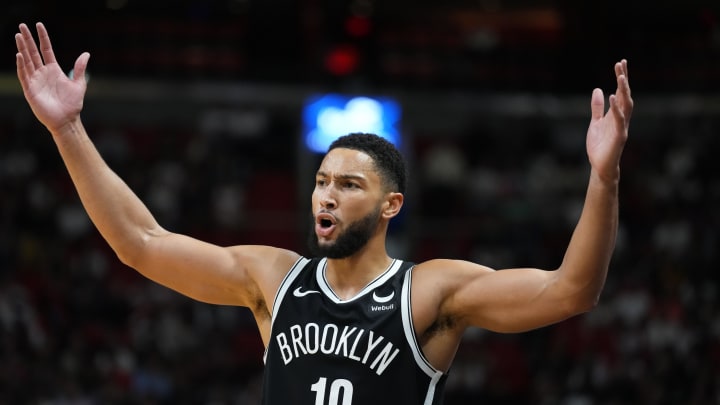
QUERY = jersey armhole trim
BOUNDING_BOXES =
[401,267,444,379]
[263,256,310,363]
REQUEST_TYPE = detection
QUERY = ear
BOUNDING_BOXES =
[382,192,404,219]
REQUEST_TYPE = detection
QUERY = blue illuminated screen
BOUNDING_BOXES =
[303,94,401,153]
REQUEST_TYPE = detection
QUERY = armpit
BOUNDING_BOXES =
[419,313,458,343]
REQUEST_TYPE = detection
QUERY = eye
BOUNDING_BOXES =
[343,181,358,189]
[316,179,326,187]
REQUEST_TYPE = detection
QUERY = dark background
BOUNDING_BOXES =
[2,1,719,92]
[1,1,719,404]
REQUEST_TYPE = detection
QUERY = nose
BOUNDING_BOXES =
[318,186,337,210]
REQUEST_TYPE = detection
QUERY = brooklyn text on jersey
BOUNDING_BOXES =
[274,322,400,375]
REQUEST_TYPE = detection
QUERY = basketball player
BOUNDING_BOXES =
[15,22,632,404]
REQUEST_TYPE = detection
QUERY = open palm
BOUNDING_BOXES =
[585,60,633,183]
[16,23,90,133]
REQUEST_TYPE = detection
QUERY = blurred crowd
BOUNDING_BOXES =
[411,112,720,404]
[1,98,718,404]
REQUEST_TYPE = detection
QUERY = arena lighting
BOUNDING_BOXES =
[303,94,401,154]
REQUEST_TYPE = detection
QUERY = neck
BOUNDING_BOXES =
[324,238,392,300]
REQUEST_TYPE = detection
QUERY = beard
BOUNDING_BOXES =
[307,207,382,259]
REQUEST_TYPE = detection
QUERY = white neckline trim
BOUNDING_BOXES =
[316,258,403,304]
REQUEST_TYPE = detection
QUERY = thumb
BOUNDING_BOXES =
[71,52,90,83]
[590,88,604,121]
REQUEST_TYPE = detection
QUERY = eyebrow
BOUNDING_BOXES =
[316,171,367,182]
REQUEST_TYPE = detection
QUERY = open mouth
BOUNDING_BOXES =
[315,213,337,237]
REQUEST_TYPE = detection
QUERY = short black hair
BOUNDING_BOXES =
[328,133,407,194]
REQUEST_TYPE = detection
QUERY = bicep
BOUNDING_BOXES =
[129,229,298,307]
[443,261,578,333]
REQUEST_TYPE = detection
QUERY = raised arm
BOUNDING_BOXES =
[556,59,632,307]
[15,22,298,311]
[420,60,632,334]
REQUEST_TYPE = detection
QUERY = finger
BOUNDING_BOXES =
[614,59,629,81]
[36,22,57,65]
[609,94,628,135]
[15,32,36,74]
[621,59,629,80]
[609,94,618,116]
[618,74,632,100]
[19,23,44,69]
[16,25,32,70]
[616,61,630,95]
[72,52,91,84]
[16,53,29,90]
[615,74,633,120]
[590,88,605,121]
[614,62,629,96]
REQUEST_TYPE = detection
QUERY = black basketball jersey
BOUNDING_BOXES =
[262,257,447,405]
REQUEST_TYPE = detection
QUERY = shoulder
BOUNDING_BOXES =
[405,259,497,350]
[226,245,302,270]
[413,258,495,281]
[408,258,495,307]
[226,245,303,294]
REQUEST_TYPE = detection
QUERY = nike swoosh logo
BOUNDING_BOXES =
[372,290,395,303]
[293,287,321,297]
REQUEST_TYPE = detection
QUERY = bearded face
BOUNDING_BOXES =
[307,206,381,259]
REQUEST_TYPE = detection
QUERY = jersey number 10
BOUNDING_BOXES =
[311,377,354,405]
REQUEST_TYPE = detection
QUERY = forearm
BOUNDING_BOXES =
[558,169,619,308]
[51,118,162,265]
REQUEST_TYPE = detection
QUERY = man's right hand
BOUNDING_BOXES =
[16,22,91,134]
